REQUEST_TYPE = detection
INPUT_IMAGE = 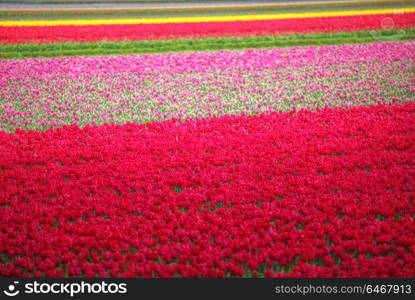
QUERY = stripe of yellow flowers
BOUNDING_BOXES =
[0,7,413,26]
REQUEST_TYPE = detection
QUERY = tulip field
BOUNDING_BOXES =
[1,1,415,278]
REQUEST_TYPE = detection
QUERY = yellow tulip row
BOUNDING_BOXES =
[0,7,414,26]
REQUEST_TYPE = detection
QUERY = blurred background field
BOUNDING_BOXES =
[0,0,413,20]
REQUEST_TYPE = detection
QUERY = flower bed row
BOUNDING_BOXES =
[1,41,414,133]
[1,103,414,277]
[2,8,415,27]
[3,0,412,18]
[2,29,415,59]
[2,13,414,44]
